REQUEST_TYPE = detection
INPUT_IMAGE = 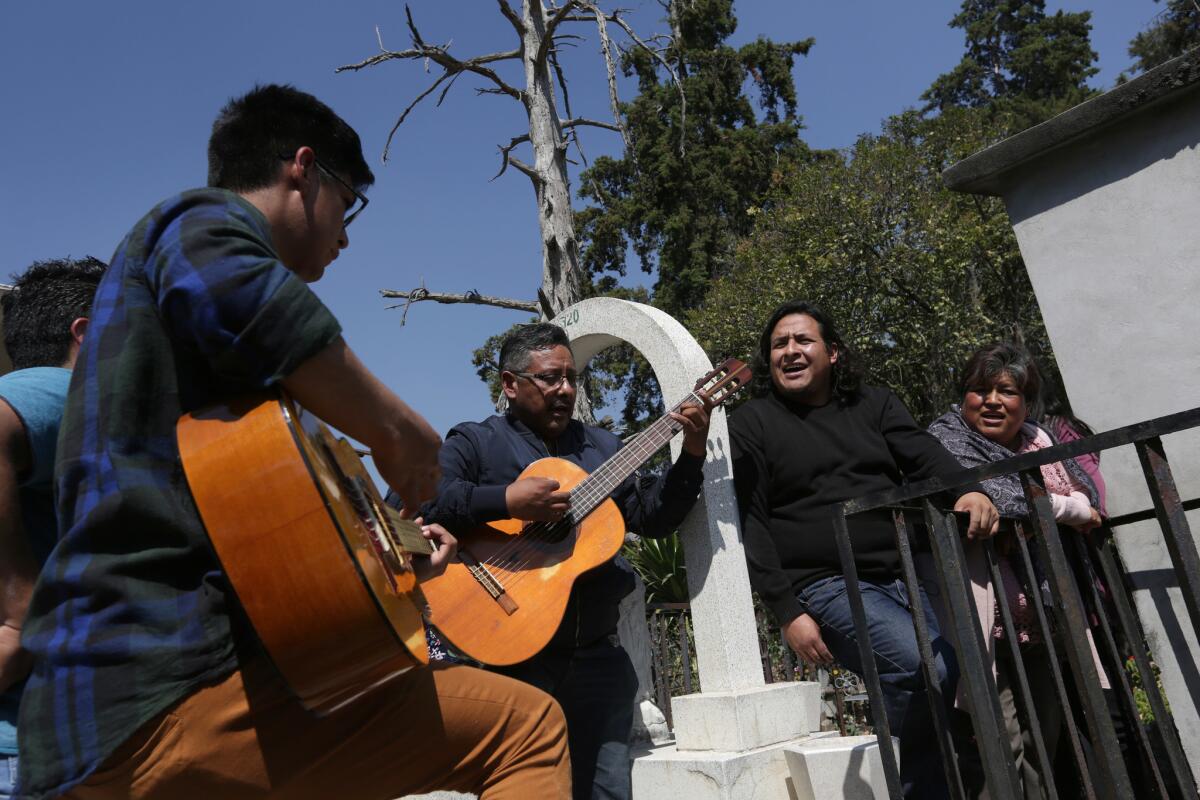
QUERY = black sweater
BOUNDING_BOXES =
[729,385,978,626]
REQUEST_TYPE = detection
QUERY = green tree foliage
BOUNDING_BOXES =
[687,107,1054,425]
[576,0,814,317]
[922,0,1098,127]
[571,0,812,430]
[1126,0,1200,76]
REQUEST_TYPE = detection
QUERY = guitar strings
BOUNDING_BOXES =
[474,403,688,592]
[487,393,692,569]
[478,412,684,590]
[478,391,706,593]
[476,392,696,572]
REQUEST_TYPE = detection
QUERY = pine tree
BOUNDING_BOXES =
[1127,0,1200,75]
[576,0,813,317]
[922,0,1097,127]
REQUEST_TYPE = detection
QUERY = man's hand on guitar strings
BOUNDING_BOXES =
[670,398,713,458]
[411,518,458,582]
[505,476,572,522]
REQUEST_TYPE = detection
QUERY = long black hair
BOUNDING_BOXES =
[1035,369,1096,437]
[753,300,863,405]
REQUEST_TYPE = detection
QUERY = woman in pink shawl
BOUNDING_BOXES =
[928,342,1105,799]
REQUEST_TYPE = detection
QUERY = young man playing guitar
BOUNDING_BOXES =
[15,85,570,800]
[415,322,711,800]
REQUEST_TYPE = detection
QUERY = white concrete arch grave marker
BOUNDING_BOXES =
[554,298,821,799]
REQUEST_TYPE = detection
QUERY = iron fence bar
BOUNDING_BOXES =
[833,506,904,799]
[834,680,849,736]
[1136,437,1200,644]
[892,509,967,800]
[756,606,775,683]
[923,502,1022,800]
[679,613,693,695]
[1105,497,1200,530]
[1069,533,1170,799]
[1021,472,1134,798]
[1012,521,1097,799]
[842,406,1200,516]
[983,537,1059,800]
[780,631,796,681]
[1092,533,1197,795]
[654,612,672,729]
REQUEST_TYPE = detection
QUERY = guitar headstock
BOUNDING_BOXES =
[694,358,752,408]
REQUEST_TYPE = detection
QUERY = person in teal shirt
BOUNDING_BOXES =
[0,257,105,798]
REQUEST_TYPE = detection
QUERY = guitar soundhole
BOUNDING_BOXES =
[520,519,576,548]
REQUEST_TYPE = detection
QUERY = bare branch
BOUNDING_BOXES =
[578,2,632,153]
[381,286,538,325]
[605,9,686,155]
[336,6,523,103]
[495,0,525,35]
[493,133,531,180]
[379,72,453,162]
[507,156,539,181]
[536,1,583,69]
[549,49,574,123]
[561,117,622,133]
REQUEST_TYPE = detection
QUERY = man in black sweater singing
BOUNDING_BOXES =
[730,300,999,800]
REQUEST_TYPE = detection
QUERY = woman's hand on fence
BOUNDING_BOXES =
[783,614,833,666]
[1079,506,1102,532]
[955,491,1000,539]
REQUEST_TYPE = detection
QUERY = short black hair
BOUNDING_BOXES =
[499,323,571,373]
[2,257,107,370]
[959,342,1042,405]
[755,299,863,404]
[207,84,374,193]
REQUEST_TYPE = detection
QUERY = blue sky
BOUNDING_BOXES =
[0,0,1162,457]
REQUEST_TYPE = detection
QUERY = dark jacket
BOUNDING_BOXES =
[416,413,704,653]
[731,385,982,626]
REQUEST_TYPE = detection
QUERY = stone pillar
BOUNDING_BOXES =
[556,298,821,799]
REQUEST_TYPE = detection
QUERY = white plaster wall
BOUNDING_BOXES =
[999,91,1200,775]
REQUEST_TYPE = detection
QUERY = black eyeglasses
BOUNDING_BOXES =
[279,153,369,228]
[512,371,580,390]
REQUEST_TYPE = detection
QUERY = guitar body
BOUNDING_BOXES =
[420,457,626,666]
[177,393,428,715]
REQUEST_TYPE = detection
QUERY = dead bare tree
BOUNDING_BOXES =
[337,1,683,322]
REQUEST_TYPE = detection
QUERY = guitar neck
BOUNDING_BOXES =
[568,392,701,519]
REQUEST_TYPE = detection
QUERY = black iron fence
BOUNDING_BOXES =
[834,406,1200,800]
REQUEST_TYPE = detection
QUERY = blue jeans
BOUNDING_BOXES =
[494,636,638,800]
[799,576,958,800]
[0,754,16,799]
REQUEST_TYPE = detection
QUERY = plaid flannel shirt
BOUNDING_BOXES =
[16,189,341,798]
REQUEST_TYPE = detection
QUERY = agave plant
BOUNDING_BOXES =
[623,533,689,605]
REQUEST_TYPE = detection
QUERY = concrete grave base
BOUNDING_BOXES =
[632,732,839,800]
[670,681,822,752]
[783,735,896,800]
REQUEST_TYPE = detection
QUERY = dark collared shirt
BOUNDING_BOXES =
[17,189,341,799]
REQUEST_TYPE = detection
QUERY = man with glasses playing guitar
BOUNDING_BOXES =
[408,322,714,800]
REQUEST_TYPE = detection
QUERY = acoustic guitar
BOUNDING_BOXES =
[177,392,434,715]
[420,358,751,666]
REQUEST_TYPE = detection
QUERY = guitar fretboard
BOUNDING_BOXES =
[567,392,703,518]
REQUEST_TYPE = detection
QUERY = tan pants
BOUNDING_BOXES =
[65,658,571,800]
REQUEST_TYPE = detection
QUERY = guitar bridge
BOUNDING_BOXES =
[459,548,519,616]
